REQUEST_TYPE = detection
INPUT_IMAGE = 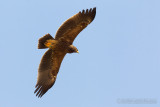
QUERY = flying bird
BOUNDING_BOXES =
[35,7,96,98]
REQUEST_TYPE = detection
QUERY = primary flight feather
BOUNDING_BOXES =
[35,7,96,98]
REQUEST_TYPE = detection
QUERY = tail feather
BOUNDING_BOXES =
[38,33,54,49]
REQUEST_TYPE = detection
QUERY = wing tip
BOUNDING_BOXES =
[80,7,96,13]
[34,81,56,98]
[80,7,96,20]
[91,7,96,19]
[34,86,45,98]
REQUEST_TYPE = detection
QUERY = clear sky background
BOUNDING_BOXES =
[0,0,160,107]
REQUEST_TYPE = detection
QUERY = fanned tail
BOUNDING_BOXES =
[38,33,57,49]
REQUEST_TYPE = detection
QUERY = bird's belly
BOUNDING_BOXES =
[54,42,68,52]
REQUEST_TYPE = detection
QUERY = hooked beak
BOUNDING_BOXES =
[76,51,79,53]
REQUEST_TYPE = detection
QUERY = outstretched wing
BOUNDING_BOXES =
[55,7,96,44]
[34,49,66,98]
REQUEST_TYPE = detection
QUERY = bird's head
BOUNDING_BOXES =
[67,45,79,53]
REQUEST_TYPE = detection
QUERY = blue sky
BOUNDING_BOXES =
[0,0,160,107]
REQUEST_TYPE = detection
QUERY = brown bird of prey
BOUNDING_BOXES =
[34,7,96,98]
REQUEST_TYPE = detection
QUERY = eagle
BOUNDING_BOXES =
[34,7,96,98]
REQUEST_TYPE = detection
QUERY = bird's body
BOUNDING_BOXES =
[35,7,96,97]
